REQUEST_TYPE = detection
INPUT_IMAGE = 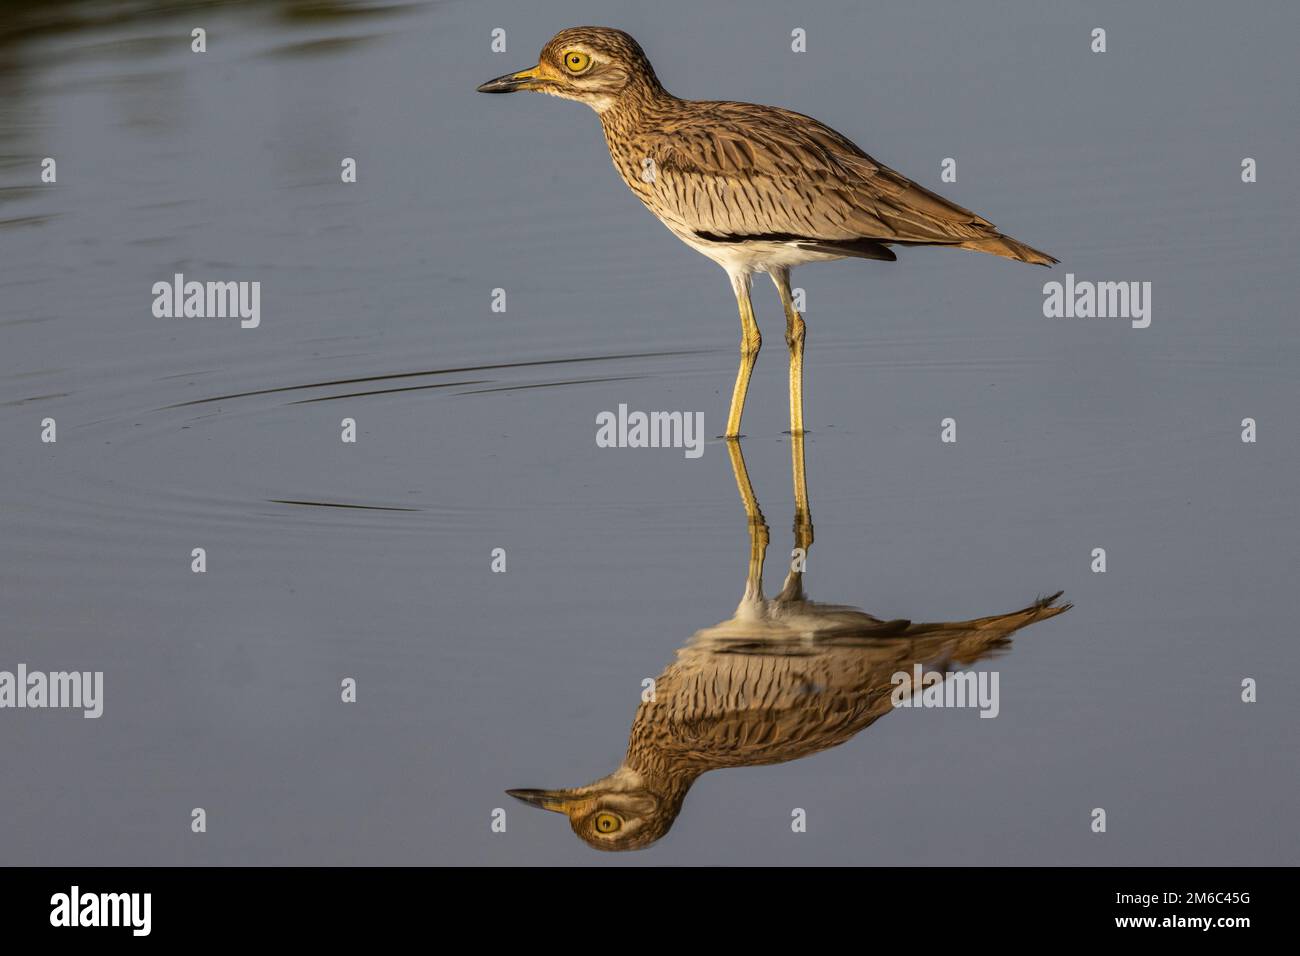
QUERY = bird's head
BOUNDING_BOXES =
[506,764,684,851]
[476,26,664,113]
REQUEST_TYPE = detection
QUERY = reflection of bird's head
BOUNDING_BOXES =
[507,765,684,852]
[476,27,664,112]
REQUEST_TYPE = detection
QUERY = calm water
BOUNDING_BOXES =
[1,0,1297,864]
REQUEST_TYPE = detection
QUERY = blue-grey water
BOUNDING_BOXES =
[1,0,1297,864]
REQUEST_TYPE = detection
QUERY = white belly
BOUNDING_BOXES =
[666,225,845,276]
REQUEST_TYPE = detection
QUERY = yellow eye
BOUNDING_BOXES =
[562,50,592,74]
[594,813,621,834]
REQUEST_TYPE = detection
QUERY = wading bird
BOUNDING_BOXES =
[478,27,1056,438]
[506,437,1070,850]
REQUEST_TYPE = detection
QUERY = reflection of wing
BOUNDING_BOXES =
[658,651,900,768]
[637,593,1069,770]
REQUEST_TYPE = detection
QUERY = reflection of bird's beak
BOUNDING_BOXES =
[476,65,543,93]
[506,788,572,813]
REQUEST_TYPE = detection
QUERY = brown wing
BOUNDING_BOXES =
[641,100,1000,246]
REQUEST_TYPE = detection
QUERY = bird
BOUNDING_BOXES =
[478,26,1057,439]
[507,436,1070,851]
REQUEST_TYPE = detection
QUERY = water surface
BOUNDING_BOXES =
[1,0,1297,864]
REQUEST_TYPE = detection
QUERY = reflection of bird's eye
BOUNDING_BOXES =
[563,51,592,74]
[594,812,621,833]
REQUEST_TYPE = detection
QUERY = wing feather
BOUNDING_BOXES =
[637,101,1000,246]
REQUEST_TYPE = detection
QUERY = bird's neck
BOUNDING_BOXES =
[624,732,704,805]
[597,81,677,131]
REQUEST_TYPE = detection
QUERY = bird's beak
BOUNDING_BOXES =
[506,788,574,813]
[476,65,543,94]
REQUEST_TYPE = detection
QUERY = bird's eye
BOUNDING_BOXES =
[594,812,621,834]
[562,50,592,74]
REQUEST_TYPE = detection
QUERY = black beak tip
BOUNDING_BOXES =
[501,790,559,811]
[476,77,517,94]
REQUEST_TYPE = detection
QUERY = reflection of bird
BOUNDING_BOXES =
[508,438,1070,851]
[478,27,1056,438]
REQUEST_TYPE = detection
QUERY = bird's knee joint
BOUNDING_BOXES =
[785,320,805,350]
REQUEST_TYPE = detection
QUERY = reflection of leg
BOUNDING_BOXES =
[790,431,813,554]
[777,431,814,603]
[724,272,760,439]
[771,268,806,437]
[726,438,768,603]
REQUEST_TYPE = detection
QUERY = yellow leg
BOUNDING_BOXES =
[726,437,769,602]
[771,268,806,436]
[724,273,760,439]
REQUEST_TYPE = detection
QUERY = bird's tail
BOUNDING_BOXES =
[970,590,1072,630]
[899,591,1069,668]
[958,232,1058,267]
